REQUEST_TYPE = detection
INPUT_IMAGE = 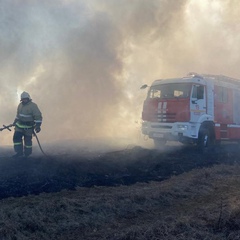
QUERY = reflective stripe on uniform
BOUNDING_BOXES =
[16,122,33,129]
[19,113,32,118]
[25,145,32,148]
[14,142,22,146]
[34,120,42,123]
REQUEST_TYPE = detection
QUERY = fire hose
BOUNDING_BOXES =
[32,130,49,157]
[0,124,49,158]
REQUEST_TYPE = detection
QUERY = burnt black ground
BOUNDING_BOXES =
[0,143,239,199]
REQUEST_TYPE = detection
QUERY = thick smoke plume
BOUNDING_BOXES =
[0,0,239,149]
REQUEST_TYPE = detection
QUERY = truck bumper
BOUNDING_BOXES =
[142,121,200,142]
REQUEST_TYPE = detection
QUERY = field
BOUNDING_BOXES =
[0,143,240,239]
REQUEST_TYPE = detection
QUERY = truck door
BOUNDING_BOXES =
[190,84,206,122]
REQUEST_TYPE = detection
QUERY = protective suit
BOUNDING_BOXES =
[12,92,42,157]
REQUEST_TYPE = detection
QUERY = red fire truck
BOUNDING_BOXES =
[141,73,240,151]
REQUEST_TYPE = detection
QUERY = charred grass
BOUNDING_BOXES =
[1,164,240,239]
[0,145,240,239]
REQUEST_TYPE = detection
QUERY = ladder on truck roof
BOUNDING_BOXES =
[188,73,240,88]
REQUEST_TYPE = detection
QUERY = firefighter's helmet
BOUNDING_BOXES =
[21,91,31,100]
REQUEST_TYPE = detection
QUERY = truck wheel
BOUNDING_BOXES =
[154,139,166,149]
[197,128,213,153]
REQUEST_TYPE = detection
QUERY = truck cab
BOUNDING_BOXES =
[141,73,215,150]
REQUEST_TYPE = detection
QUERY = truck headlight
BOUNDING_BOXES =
[177,125,188,131]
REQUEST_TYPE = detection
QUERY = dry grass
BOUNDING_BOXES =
[0,163,240,239]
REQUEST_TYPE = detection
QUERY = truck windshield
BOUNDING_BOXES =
[148,83,192,99]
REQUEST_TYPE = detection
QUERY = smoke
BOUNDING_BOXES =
[0,0,239,148]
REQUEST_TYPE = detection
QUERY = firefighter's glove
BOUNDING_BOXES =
[35,125,41,133]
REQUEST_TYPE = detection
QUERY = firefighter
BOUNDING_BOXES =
[12,91,42,158]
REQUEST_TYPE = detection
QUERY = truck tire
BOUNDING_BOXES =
[154,139,166,149]
[197,127,213,153]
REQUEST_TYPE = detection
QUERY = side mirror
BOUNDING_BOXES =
[140,84,148,89]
